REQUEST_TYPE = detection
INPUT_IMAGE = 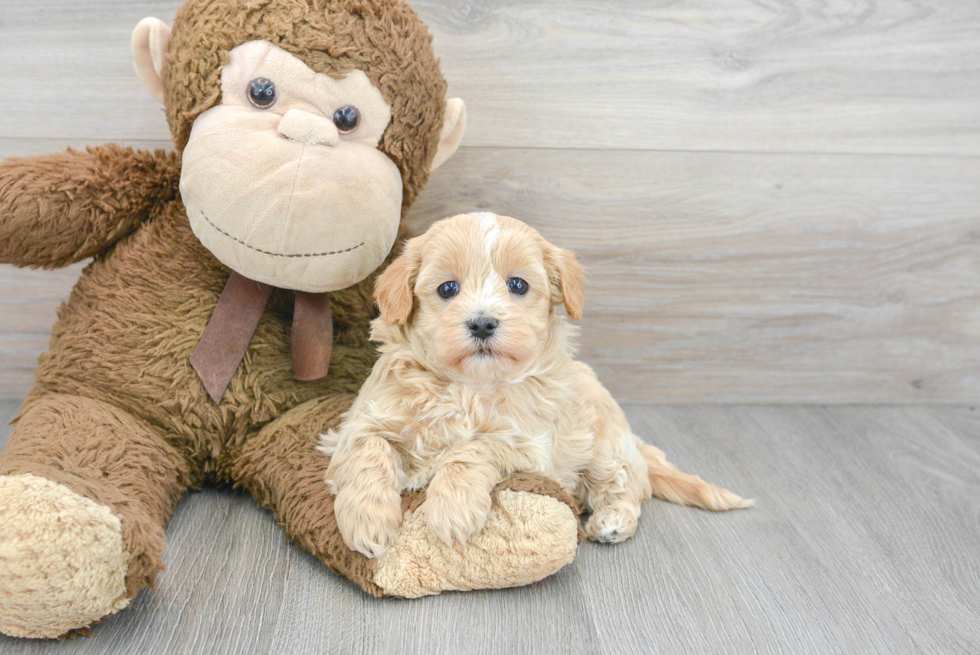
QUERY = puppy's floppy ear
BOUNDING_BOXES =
[375,238,423,324]
[544,245,586,321]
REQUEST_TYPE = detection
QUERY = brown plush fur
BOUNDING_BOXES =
[165,0,447,209]
[0,142,384,604]
[232,398,581,595]
[1,395,192,600]
[0,0,574,637]
[0,146,179,269]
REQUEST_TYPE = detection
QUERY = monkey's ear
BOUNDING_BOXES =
[429,99,467,172]
[132,17,172,104]
[375,238,423,324]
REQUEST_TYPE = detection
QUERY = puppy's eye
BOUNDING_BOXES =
[247,78,278,109]
[507,277,529,296]
[437,281,459,299]
[333,105,360,133]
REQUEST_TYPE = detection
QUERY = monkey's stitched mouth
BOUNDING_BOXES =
[200,211,365,258]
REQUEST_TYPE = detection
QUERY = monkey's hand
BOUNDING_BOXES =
[0,145,178,268]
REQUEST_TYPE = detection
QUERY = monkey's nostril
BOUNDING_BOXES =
[467,316,498,341]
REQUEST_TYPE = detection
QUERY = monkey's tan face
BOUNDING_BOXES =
[179,41,402,292]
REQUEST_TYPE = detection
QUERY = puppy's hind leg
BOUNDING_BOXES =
[640,442,752,511]
[579,453,648,544]
[584,501,643,544]
[576,379,667,543]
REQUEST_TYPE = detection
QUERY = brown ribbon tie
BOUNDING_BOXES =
[191,271,333,403]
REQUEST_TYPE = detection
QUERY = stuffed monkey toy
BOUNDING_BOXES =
[0,0,580,639]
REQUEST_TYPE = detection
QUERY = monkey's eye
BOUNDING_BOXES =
[247,78,278,109]
[437,281,459,299]
[333,106,360,133]
[507,278,529,296]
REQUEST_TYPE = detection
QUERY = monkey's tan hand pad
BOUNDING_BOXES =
[0,474,130,639]
[371,473,580,597]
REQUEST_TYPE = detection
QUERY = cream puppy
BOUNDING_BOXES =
[321,213,750,558]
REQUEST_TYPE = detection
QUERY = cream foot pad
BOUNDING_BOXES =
[374,489,579,597]
[0,473,131,638]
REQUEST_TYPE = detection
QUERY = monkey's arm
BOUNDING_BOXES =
[0,145,179,268]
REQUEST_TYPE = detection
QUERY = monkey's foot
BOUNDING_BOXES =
[0,474,131,638]
[373,478,579,597]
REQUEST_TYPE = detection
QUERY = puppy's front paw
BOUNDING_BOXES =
[333,486,402,559]
[585,506,639,543]
[422,484,493,547]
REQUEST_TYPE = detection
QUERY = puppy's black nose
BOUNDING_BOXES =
[467,316,498,341]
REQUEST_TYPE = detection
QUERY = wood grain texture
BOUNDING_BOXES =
[2,144,977,402]
[1,0,978,154]
[1,402,978,654]
[576,405,980,654]
[408,148,980,403]
[0,0,978,403]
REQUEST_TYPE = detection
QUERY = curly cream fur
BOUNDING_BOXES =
[322,213,751,559]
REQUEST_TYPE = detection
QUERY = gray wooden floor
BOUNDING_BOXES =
[0,400,977,654]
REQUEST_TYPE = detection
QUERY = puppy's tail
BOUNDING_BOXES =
[640,443,753,511]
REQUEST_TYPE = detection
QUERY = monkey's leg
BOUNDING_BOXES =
[0,394,192,639]
[230,396,581,598]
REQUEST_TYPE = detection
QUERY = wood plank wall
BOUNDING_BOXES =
[0,0,978,403]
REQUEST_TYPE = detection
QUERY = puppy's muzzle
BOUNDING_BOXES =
[467,315,498,341]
